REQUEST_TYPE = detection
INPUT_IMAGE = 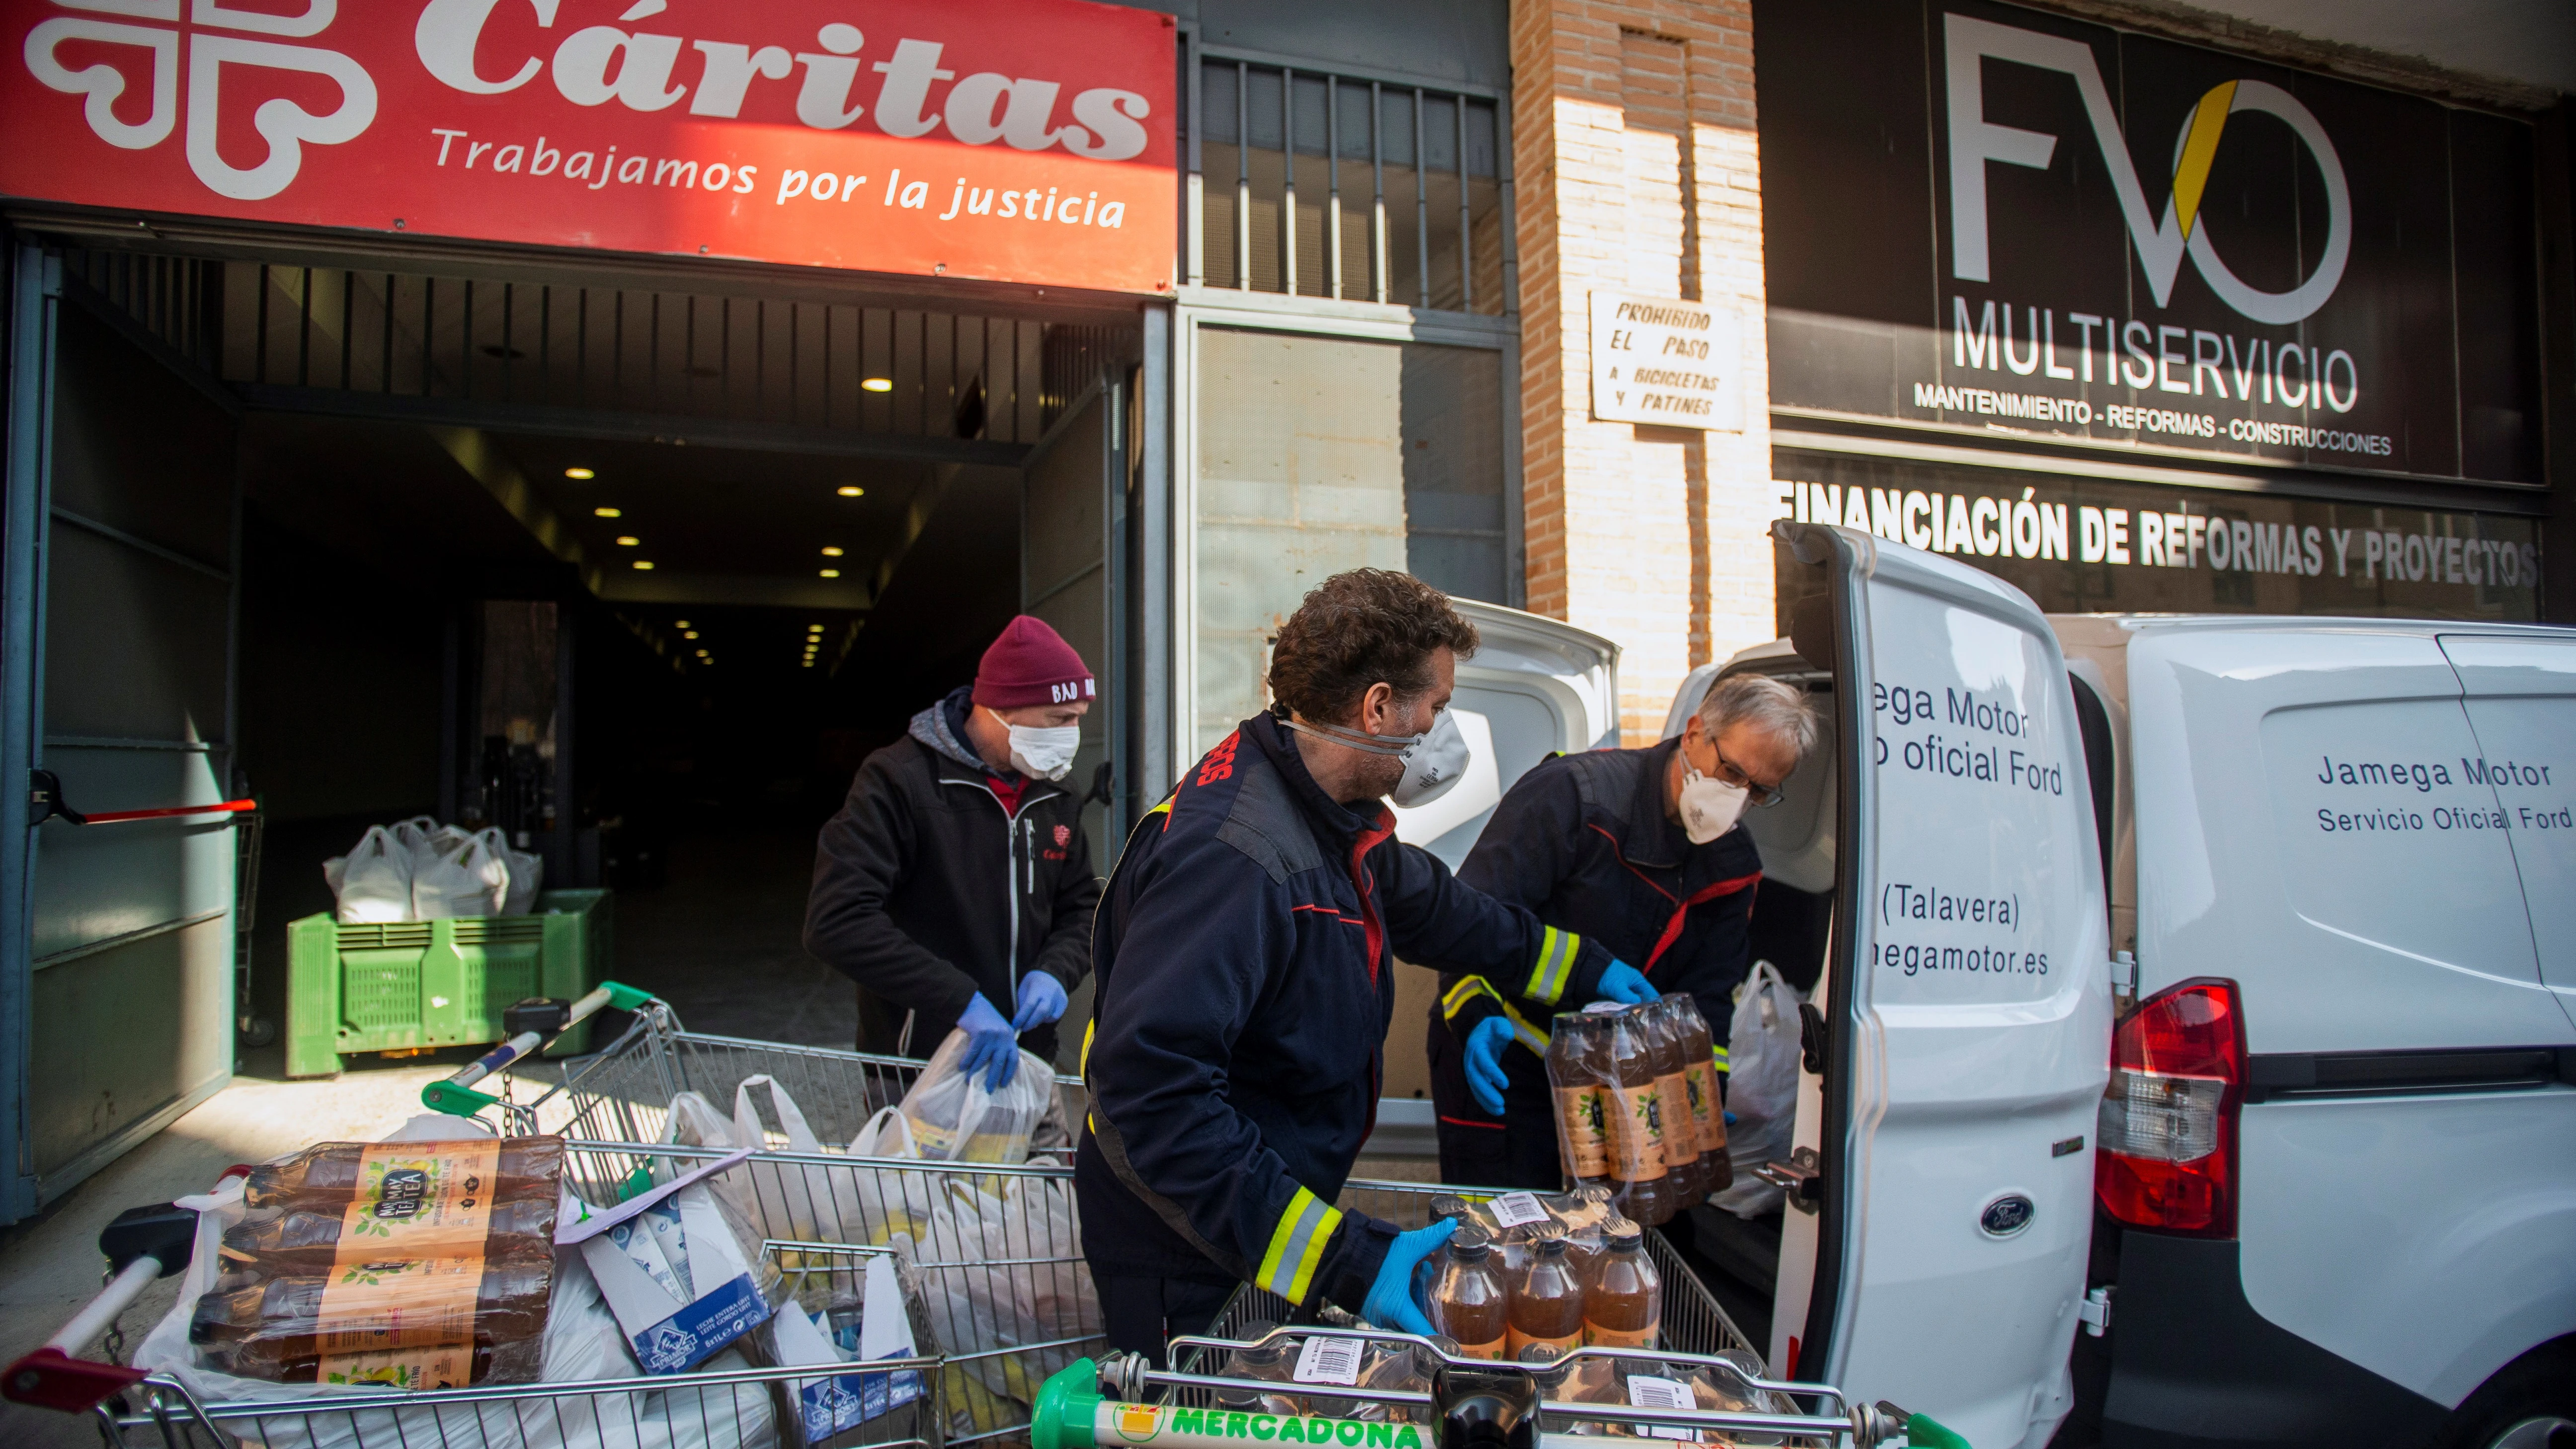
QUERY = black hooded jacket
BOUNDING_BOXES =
[804,686,1101,1059]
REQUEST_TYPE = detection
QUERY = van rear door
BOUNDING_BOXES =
[2439,634,2576,1027]
[1776,521,2110,1449]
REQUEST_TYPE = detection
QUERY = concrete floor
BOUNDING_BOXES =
[0,1058,462,1448]
[608,824,859,1049]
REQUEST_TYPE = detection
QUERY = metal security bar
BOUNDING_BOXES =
[1192,59,1510,316]
[57,248,1068,446]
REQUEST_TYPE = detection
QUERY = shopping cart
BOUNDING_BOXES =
[419,986,1106,1446]
[2,1194,944,1449]
[1208,1181,1752,1363]
[416,983,960,1145]
[1024,1333,1968,1449]
[1112,1183,1971,1445]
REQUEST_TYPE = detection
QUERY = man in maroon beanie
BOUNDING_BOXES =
[804,615,1101,1085]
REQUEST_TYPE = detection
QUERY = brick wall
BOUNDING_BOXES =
[1515,0,1778,743]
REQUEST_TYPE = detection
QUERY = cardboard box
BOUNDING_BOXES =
[559,1148,772,1374]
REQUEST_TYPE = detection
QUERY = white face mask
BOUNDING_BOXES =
[1279,706,1473,806]
[1677,763,1749,844]
[1390,709,1470,808]
[992,710,1081,780]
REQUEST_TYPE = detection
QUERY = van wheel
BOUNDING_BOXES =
[2440,1341,2576,1449]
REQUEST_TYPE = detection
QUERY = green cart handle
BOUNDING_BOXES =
[420,981,655,1117]
[1905,1413,1969,1449]
[1031,1358,1101,1449]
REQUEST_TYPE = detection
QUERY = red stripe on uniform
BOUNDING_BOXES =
[1586,823,1761,971]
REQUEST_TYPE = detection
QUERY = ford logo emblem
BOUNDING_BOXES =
[1980,1193,2035,1238]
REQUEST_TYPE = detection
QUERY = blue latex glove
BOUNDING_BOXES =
[1594,960,1660,1005]
[1362,1217,1457,1335]
[1461,1017,1514,1116]
[1013,971,1068,1032]
[956,993,1020,1091]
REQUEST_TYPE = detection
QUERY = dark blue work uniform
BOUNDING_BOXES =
[1426,737,1762,1188]
[1075,713,1613,1354]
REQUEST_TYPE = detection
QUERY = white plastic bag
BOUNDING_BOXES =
[732,1075,873,1244]
[333,825,414,923]
[1711,961,1804,1218]
[499,829,545,914]
[392,814,444,866]
[896,1030,1055,1165]
[414,829,509,919]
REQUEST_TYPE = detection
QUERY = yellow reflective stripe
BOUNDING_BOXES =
[1441,976,1502,1021]
[1501,1001,1551,1056]
[1524,926,1579,1003]
[1710,1042,1729,1069]
[1082,1020,1099,1132]
[1256,1187,1342,1304]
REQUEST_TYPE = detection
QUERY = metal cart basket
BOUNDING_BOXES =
[453,996,933,1145]
[1195,1180,1757,1368]
[12,1222,944,1449]
[1030,1330,1965,1449]
[442,996,1107,1446]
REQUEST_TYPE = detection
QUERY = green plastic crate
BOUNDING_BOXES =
[284,889,614,1078]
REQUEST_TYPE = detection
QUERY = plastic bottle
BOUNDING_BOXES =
[242,1136,564,1211]
[1427,1226,1511,1360]
[1525,1341,1621,1434]
[1545,1014,1613,1189]
[1669,995,1731,1196]
[188,1256,553,1384]
[1221,1321,1306,1417]
[1643,1000,1706,1207]
[1594,1006,1670,1226]
[1356,1339,1439,1423]
[1506,1228,1586,1359]
[221,1199,558,1270]
[1583,1222,1662,1349]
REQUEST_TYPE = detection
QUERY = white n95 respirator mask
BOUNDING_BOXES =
[1390,708,1470,807]
[1280,708,1472,808]
[1677,765,1748,844]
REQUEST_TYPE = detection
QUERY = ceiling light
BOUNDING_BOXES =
[674,619,691,628]
[683,630,699,640]
[616,536,640,546]
[802,659,814,667]
[565,467,595,480]
[633,561,655,570]
[837,485,864,497]
[819,568,840,578]
[861,378,893,393]
[820,546,844,557]
[595,506,621,518]
[807,624,825,634]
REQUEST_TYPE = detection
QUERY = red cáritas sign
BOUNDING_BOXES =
[3,0,1178,294]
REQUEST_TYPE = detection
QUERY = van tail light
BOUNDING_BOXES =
[2095,977,2245,1238]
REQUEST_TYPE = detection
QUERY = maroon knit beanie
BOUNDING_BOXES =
[972,616,1094,710]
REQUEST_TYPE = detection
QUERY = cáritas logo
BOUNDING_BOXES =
[24,0,377,201]
[1944,13,2350,326]
[21,0,1159,204]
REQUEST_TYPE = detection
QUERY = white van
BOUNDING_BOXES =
[1658,521,2576,1449]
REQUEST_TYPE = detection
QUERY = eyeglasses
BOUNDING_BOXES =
[1709,745,1788,809]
